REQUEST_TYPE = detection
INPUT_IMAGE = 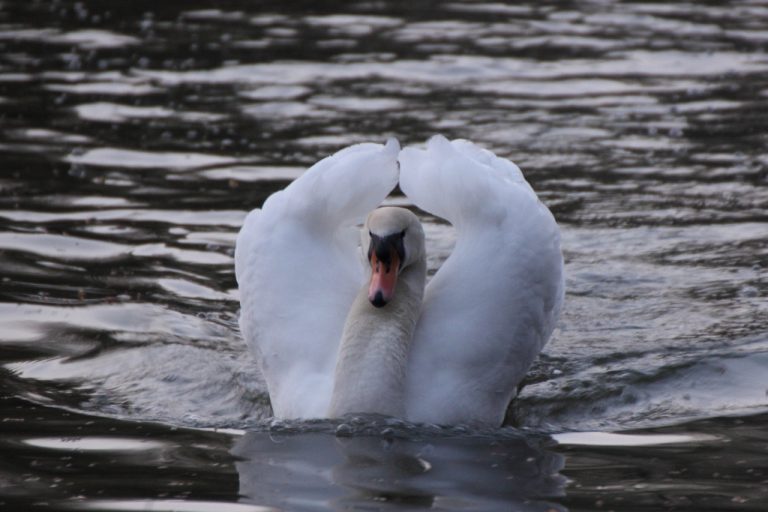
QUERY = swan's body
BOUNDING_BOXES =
[235,136,564,426]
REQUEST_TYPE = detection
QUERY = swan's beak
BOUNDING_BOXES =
[368,247,400,308]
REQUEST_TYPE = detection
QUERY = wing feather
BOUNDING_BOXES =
[400,136,564,426]
[235,139,400,418]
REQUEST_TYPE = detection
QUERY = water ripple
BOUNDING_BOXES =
[0,0,766,437]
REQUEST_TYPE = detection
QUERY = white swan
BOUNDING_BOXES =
[235,136,564,426]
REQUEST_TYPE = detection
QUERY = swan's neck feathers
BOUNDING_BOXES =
[329,260,425,418]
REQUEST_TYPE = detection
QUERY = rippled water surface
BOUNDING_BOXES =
[1,0,767,510]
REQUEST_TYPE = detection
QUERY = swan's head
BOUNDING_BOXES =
[364,207,425,308]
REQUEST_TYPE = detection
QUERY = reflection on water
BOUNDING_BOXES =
[1,394,766,511]
[1,0,767,509]
[233,424,565,511]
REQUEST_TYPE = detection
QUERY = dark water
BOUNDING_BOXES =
[1,0,767,510]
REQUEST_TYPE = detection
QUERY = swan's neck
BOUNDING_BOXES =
[329,259,426,418]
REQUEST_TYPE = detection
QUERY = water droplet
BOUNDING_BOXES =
[335,423,353,437]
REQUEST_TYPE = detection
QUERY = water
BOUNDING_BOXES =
[1,0,767,509]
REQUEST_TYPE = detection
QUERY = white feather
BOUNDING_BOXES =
[400,135,564,426]
[235,139,400,418]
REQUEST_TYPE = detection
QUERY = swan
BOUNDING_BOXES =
[235,136,564,426]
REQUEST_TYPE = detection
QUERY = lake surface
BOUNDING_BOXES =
[1,0,767,510]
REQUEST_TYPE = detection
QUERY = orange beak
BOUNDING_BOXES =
[368,249,400,308]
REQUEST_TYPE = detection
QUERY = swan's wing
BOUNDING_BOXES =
[399,135,564,426]
[235,139,400,419]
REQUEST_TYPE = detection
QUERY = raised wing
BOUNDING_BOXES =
[399,135,564,426]
[235,140,400,418]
